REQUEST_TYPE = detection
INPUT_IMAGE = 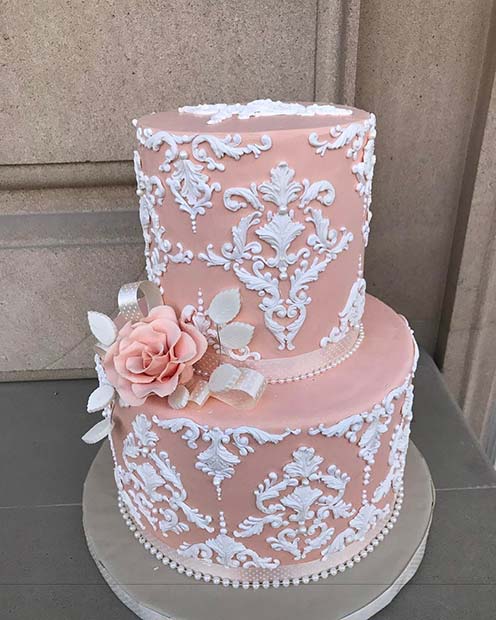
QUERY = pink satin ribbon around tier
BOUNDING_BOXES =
[195,324,364,385]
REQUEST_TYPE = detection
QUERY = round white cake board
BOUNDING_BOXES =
[83,441,435,620]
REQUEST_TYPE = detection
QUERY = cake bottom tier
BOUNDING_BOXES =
[109,295,418,586]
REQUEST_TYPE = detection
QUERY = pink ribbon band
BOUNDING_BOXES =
[195,325,363,385]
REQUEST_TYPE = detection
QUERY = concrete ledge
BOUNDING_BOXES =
[0,161,134,190]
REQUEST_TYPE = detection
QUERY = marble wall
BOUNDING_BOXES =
[2,0,495,450]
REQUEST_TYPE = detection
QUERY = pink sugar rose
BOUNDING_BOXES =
[103,305,207,406]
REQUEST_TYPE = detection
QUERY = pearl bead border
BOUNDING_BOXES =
[117,482,403,590]
[194,323,365,386]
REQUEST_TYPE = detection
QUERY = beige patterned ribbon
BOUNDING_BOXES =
[195,325,363,385]
[117,281,163,321]
[187,367,267,410]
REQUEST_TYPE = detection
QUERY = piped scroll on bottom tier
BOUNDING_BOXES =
[115,485,404,588]
[109,295,418,586]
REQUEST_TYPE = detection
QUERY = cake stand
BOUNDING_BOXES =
[83,442,434,620]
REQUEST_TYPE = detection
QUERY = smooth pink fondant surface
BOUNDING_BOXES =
[136,105,373,358]
[111,296,415,566]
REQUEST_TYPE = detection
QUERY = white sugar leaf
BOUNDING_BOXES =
[168,385,190,410]
[87,384,115,413]
[219,322,254,349]
[88,311,118,346]
[209,364,241,393]
[82,417,112,444]
[207,289,241,325]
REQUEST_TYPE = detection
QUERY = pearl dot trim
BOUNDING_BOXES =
[116,483,404,589]
[194,323,365,386]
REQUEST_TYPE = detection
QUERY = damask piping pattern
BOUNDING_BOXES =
[372,384,414,504]
[151,415,301,499]
[118,414,214,536]
[308,370,413,487]
[133,121,272,232]
[112,335,418,580]
[320,256,366,347]
[133,151,193,290]
[179,511,280,569]
[199,162,353,351]
[309,114,376,245]
[234,446,356,561]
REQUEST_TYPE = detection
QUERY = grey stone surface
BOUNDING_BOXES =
[356,0,493,353]
[1,185,135,215]
[1,586,138,620]
[439,13,496,445]
[1,0,317,165]
[411,355,496,490]
[315,0,361,105]
[0,505,102,585]
[0,244,145,378]
[0,162,135,191]
[0,379,99,506]
[411,488,496,586]
[0,210,141,249]
[373,585,496,620]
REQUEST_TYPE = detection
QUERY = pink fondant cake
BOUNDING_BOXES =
[83,99,418,588]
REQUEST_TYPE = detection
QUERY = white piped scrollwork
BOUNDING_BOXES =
[117,414,214,536]
[234,446,356,560]
[179,99,352,124]
[133,122,272,232]
[179,511,279,569]
[320,258,366,346]
[309,372,413,479]
[199,162,353,350]
[372,384,414,503]
[133,151,193,289]
[152,416,301,499]
[309,114,376,245]
[113,353,417,578]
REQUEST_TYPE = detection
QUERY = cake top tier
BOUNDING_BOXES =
[136,99,370,134]
[132,99,376,367]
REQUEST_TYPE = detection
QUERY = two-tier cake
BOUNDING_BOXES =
[83,99,418,589]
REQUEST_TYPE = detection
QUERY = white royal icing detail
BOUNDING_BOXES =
[152,416,301,499]
[234,446,355,560]
[133,151,193,289]
[309,114,376,245]
[322,502,390,559]
[188,289,262,362]
[372,384,414,503]
[118,414,214,535]
[320,257,366,347]
[199,162,353,350]
[309,373,412,472]
[179,511,279,569]
[117,485,404,588]
[179,99,353,124]
[133,122,272,232]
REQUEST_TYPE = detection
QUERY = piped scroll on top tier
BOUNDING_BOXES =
[132,100,376,363]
